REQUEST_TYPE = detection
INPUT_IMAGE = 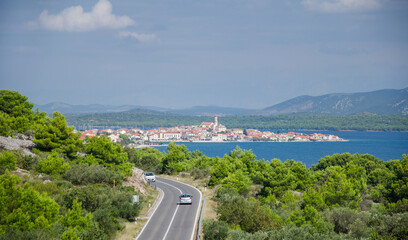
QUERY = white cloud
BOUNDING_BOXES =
[30,0,134,32]
[301,0,382,13]
[119,31,157,42]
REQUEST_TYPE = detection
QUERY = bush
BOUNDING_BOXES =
[190,167,210,179]
[322,207,369,235]
[371,212,408,239]
[10,149,37,170]
[92,209,121,238]
[0,172,60,233]
[266,225,337,240]
[37,152,69,175]
[117,202,140,221]
[63,164,124,186]
[0,150,17,174]
[0,222,65,240]
[216,194,282,233]
[203,219,228,240]
[139,155,161,172]
[226,230,269,240]
[63,185,140,220]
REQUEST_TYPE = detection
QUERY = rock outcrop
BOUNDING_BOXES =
[0,136,35,156]
[123,167,148,195]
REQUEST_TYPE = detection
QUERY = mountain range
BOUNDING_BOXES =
[36,88,408,116]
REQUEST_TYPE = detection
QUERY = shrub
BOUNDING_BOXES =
[266,225,335,240]
[92,209,121,238]
[63,164,124,186]
[217,195,282,233]
[139,155,161,172]
[190,167,210,179]
[322,207,369,235]
[37,152,69,175]
[0,150,17,174]
[203,219,228,240]
[11,149,37,170]
[63,185,140,221]
[0,172,60,233]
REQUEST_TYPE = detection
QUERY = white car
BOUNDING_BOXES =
[179,193,193,205]
[144,172,156,182]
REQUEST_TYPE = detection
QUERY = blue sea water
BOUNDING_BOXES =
[154,131,408,167]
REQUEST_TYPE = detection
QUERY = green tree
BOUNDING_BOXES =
[0,90,35,136]
[302,188,327,211]
[0,90,48,138]
[388,154,408,202]
[85,136,127,166]
[85,136,132,176]
[221,170,252,195]
[302,205,329,233]
[63,199,93,232]
[161,142,189,174]
[0,90,33,118]
[33,111,82,158]
[288,209,305,227]
[321,167,360,208]
[209,157,234,186]
[37,151,70,175]
[60,228,80,240]
[258,159,298,197]
[0,171,60,234]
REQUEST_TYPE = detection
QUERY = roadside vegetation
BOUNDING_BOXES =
[142,143,408,239]
[1,90,407,239]
[0,90,143,239]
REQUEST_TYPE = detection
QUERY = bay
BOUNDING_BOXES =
[154,131,408,167]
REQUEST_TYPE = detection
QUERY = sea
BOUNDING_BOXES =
[153,131,408,167]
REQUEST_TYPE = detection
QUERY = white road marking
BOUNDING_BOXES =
[159,178,203,240]
[159,181,182,240]
[135,187,164,240]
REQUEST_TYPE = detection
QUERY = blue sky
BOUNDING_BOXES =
[0,0,407,109]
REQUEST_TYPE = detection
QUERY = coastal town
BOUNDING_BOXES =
[79,114,346,146]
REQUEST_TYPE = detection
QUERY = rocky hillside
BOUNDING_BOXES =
[261,88,408,115]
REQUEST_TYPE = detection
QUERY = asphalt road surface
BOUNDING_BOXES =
[136,176,202,240]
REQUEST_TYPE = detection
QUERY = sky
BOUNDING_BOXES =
[0,0,407,109]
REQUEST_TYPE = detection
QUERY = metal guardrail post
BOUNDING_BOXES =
[197,196,205,240]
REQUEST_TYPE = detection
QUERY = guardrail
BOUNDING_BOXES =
[197,196,206,240]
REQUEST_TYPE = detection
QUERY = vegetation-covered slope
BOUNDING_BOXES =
[0,90,141,239]
[261,88,408,115]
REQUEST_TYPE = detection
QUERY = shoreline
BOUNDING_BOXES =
[134,139,349,147]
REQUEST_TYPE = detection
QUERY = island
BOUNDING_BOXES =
[79,114,346,146]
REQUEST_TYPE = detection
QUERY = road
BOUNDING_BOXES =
[136,176,202,240]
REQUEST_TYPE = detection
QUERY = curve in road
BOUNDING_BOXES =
[136,176,202,240]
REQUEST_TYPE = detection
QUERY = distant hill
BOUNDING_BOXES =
[167,106,253,116]
[35,103,252,116]
[37,88,408,116]
[260,88,408,115]
[34,102,166,115]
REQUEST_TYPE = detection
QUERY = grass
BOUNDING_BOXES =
[115,218,147,240]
